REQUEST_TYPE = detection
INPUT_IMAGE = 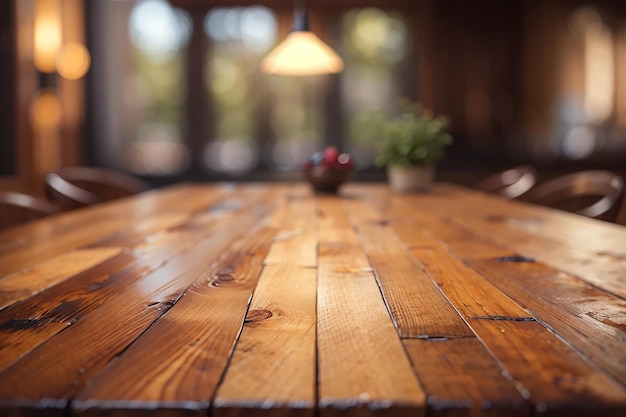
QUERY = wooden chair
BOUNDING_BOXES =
[520,170,624,222]
[45,167,150,210]
[474,165,537,199]
[0,191,61,231]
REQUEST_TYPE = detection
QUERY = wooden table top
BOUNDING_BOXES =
[0,182,625,417]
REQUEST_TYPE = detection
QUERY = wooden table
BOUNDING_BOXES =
[0,182,624,417]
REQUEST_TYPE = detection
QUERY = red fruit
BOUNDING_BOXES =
[337,153,353,168]
[324,146,339,163]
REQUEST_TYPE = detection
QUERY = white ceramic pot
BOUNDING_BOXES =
[387,165,434,193]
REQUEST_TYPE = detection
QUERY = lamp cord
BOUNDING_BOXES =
[292,0,310,32]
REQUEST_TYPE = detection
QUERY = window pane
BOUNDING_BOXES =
[342,8,411,169]
[203,6,276,175]
[126,0,190,175]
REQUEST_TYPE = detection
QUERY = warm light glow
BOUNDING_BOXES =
[585,22,614,123]
[261,31,344,76]
[57,42,91,80]
[34,0,62,73]
[31,89,61,130]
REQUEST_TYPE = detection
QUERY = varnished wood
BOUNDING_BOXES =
[75,225,280,417]
[403,338,528,417]
[317,197,426,417]
[0,182,625,417]
[214,264,317,417]
[343,198,473,339]
[0,247,123,311]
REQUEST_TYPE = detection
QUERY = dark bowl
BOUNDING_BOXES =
[303,166,354,193]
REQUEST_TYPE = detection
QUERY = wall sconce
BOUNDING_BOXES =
[30,0,92,178]
[33,0,91,82]
[261,0,343,76]
[33,0,62,74]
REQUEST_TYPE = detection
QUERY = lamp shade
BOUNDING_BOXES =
[261,31,344,76]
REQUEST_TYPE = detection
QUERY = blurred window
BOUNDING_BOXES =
[552,6,626,162]
[124,0,191,175]
[342,8,411,168]
[89,1,414,178]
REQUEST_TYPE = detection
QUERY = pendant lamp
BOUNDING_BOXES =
[261,1,344,76]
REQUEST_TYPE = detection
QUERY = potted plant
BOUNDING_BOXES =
[375,100,453,192]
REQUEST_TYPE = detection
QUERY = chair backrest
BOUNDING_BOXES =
[474,165,537,199]
[44,167,150,210]
[520,170,624,222]
[0,191,61,231]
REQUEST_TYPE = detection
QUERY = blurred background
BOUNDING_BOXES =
[1,0,626,192]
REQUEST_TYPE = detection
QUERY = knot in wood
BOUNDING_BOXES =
[495,255,535,263]
[216,273,235,282]
[244,309,273,323]
[209,268,237,287]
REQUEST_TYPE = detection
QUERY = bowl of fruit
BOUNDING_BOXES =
[302,146,354,193]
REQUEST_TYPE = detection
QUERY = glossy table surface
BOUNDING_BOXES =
[0,182,625,417]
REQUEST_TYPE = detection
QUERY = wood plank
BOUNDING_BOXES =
[467,257,626,387]
[73,226,279,417]
[395,187,626,300]
[344,199,473,338]
[390,195,626,396]
[213,264,317,417]
[317,195,426,417]
[449,214,626,300]
[0,184,231,277]
[0,188,281,416]
[82,212,189,248]
[403,338,528,417]
[0,194,253,373]
[466,319,626,416]
[318,271,426,417]
[389,197,516,259]
[317,196,371,272]
[0,251,137,372]
[438,183,626,257]
[0,247,123,311]
[264,189,316,268]
[410,243,535,321]
[0,184,192,250]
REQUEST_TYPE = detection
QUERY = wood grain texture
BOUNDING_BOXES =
[0,187,280,415]
[318,197,426,417]
[439,183,626,257]
[264,190,317,268]
[0,247,123,310]
[214,264,317,417]
[398,185,626,299]
[0,182,625,417]
[344,199,472,338]
[467,257,626,387]
[0,250,137,372]
[0,183,232,277]
[411,243,533,321]
[466,318,626,415]
[0,188,271,373]
[317,196,371,273]
[403,338,528,417]
[450,214,626,300]
[0,197,249,372]
[74,225,279,417]
[389,196,515,260]
[318,271,426,417]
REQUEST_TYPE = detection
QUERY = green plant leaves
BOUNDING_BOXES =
[375,102,453,167]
